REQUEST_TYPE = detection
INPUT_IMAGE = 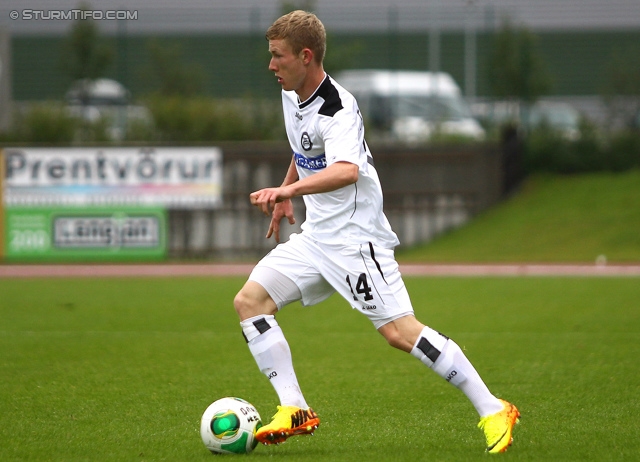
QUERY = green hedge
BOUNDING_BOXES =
[3,100,639,178]
[139,96,283,143]
[524,124,640,174]
[0,98,284,144]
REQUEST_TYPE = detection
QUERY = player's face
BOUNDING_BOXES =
[268,39,306,94]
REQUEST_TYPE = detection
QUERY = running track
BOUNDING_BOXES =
[1,263,640,278]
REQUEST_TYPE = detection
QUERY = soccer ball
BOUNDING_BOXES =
[200,397,262,454]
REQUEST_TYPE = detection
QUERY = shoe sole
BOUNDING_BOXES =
[256,417,320,445]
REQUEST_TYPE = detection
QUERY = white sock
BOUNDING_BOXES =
[240,315,308,409]
[410,326,503,417]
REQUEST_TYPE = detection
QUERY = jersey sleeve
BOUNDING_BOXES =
[318,102,366,169]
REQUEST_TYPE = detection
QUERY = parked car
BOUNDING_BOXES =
[471,100,581,140]
[528,101,580,140]
[66,78,151,140]
[334,70,485,143]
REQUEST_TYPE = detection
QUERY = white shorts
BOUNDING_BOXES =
[248,233,414,329]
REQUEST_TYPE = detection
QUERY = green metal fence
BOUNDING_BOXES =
[9,28,640,102]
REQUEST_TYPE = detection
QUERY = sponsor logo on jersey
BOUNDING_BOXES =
[301,132,313,151]
[295,112,303,120]
[294,152,326,171]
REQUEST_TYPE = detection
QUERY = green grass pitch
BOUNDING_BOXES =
[1,276,639,461]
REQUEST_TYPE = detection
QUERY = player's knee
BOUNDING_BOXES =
[378,316,423,353]
[381,328,413,352]
[385,332,405,350]
[233,290,254,319]
[233,286,276,320]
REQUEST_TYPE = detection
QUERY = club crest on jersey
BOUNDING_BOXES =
[301,132,313,151]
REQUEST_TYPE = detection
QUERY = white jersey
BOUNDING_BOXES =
[282,75,399,248]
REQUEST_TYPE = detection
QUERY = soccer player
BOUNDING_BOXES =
[234,10,519,453]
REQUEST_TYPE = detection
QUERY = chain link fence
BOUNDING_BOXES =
[1,1,639,110]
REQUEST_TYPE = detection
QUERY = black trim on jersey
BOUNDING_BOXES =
[349,183,358,219]
[299,76,343,117]
[358,245,385,304]
[368,242,388,284]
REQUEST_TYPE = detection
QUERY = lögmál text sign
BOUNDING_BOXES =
[4,207,167,261]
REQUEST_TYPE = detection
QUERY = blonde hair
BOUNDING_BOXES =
[266,10,326,64]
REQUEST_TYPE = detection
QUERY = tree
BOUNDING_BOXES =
[61,3,114,85]
[602,46,640,130]
[489,19,552,106]
[142,40,205,97]
[58,3,115,141]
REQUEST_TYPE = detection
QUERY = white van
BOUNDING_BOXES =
[334,70,485,143]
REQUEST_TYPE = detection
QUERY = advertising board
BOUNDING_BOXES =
[4,206,166,261]
[2,147,222,208]
[1,147,220,261]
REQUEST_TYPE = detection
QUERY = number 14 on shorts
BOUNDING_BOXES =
[346,273,374,301]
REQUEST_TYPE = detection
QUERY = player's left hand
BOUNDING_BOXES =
[249,187,292,217]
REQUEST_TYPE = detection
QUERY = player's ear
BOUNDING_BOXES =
[300,48,313,65]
